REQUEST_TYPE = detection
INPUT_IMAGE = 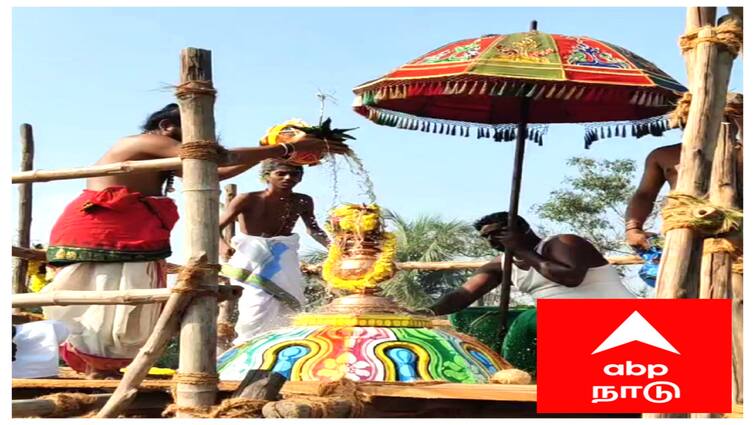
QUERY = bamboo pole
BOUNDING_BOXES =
[699,122,737,299]
[12,157,182,184]
[299,255,644,274]
[223,184,237,243]
[12,285,241,308]
[96,256,213,418]
[13,245,643,272]
[683,7,717,78]
[217,183,238,354]
[655,19,737,299]
[175,47,221,415]
[13,124,34,314]
[12,393,112,418]
[12,245,46,261]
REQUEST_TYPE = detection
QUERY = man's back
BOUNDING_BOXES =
[87,133,179,196]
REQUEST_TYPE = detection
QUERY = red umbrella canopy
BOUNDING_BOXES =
[353,32,686,146]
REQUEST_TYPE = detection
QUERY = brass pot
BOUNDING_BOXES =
[336,254,378,279]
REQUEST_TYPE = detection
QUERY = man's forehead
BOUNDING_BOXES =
[480,222,504,234]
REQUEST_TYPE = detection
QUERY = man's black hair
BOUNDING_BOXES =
[473,211,530,232]
[260,159,304,179]
[142,103,181,132]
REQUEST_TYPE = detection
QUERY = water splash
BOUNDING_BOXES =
[325,154,341,209]
[343,152,377,204]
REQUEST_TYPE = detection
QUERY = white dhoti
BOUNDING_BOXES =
[42,261,166,372]
[221,234,305,345]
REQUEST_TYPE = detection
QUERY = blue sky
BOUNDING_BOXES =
[11,7,743,265]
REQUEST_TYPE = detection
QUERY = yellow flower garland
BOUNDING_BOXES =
[327,203,381,234]
[322,232,397,293]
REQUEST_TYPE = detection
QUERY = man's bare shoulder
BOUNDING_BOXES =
[101,133,179,162]
[550,234,596,250]
[237,191,264,200]
[293,192,314,202]
[648,143,682,160]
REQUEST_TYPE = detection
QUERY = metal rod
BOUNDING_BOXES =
[495,97,531,351]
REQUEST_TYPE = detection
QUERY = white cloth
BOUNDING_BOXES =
[12,320,70,378]
[41,261,164,359]
[509,237,636,299]
[221,233,305,346]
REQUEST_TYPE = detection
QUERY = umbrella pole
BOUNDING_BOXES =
[495,97,531,353]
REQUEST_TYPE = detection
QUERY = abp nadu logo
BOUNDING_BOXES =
[590,311,680,405]
[536,299,731,414]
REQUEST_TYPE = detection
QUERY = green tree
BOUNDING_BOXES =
[380,211,496,309]
[532,157,659,255]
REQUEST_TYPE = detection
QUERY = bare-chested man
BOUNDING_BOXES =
[43,104,349,377]
[219,159,330,344]
[625,93,743,250]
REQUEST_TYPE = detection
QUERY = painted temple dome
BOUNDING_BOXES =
[217,312,511,384]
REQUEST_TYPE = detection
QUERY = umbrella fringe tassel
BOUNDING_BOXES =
[361,106,672,149]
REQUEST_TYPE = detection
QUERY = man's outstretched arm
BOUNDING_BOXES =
[299,195,330,248]
[429,259,502,316]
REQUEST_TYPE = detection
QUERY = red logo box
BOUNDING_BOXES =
[537,299,731,414]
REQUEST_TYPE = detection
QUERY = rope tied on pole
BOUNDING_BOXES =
[170,260,221,297]
[172,371,220,386]
[217,321,237,341]
[661,192,743,236]
[732,257,743,275]
[703,237,741,256]
[36,393,100,418]
[679,19,743,56]
[179,140,229,163]
[174,80,217,99]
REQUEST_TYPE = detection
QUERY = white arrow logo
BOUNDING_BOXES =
[592,311,680,355]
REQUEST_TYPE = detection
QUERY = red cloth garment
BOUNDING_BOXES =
[47,186,179,265]
[59,341,133,374]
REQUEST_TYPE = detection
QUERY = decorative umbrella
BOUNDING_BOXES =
[352,21,686,347]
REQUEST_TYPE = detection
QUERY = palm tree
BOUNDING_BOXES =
[301,210,496,310]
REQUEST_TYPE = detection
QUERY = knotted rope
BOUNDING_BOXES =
[170,260,221,297]
[172,371,220,386]
[703,238,741,256]
[179,140,229,163]
[661,192,743,236]
[679,19,743,56]
[217,321,237,341]
[162,398,268,418]
[174,80,217,99]
[732,257,743,275]
[36,393,100,418]
[163,371,222,417]
[703,237,743,276]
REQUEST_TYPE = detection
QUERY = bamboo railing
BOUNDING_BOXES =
[14,245,644,276]
[12,286,242,308]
